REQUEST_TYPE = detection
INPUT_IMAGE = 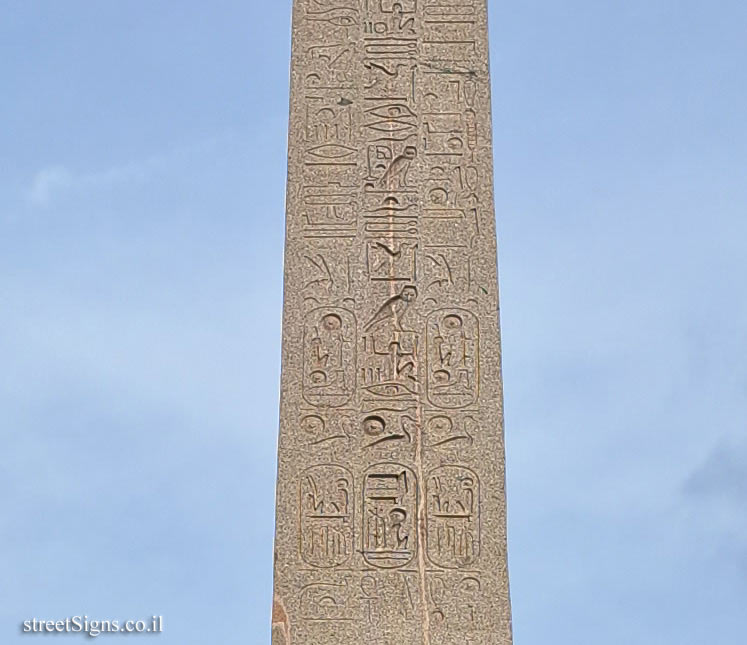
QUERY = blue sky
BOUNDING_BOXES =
[1,1,745,643]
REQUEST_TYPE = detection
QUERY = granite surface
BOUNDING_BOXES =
[272,1,512,642]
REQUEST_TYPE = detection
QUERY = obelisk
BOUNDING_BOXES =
[272,1,512,642]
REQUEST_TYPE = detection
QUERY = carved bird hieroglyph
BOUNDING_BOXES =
[378,146,417,190]
[370,240,417,275]
[364,285,417,332]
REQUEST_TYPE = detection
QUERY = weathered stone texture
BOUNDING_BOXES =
[272,1,512,642]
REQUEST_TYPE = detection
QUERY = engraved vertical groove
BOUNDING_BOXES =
[414,402,432,645]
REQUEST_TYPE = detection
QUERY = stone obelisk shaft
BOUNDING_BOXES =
[272,1,512,642]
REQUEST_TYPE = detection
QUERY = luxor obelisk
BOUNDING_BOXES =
[272,1,512,642]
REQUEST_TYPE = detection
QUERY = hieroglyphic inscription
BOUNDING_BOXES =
[300,465,355,568]
[300,576,358,622]
[362,464,418,568]
[361,407,417,450]
[426,465,480,568]
[301,182,358,239]
[300,409,355,447]
[428,573,485,642]
[360,287,421,401]
[426,309,479,409]
[303,307,356,407]
[274,1,512,642]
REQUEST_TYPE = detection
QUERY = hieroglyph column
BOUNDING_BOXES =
[272,1,512,643]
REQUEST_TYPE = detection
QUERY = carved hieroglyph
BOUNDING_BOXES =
[273,1,512,642]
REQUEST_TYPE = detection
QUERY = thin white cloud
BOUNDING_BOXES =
[27,165,74,206]
[681,441,747,549]
[685,441,747,503]
[25,133,232,207]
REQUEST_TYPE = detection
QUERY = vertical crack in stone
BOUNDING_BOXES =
[413,14,430,638]
[414,401,431,645]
